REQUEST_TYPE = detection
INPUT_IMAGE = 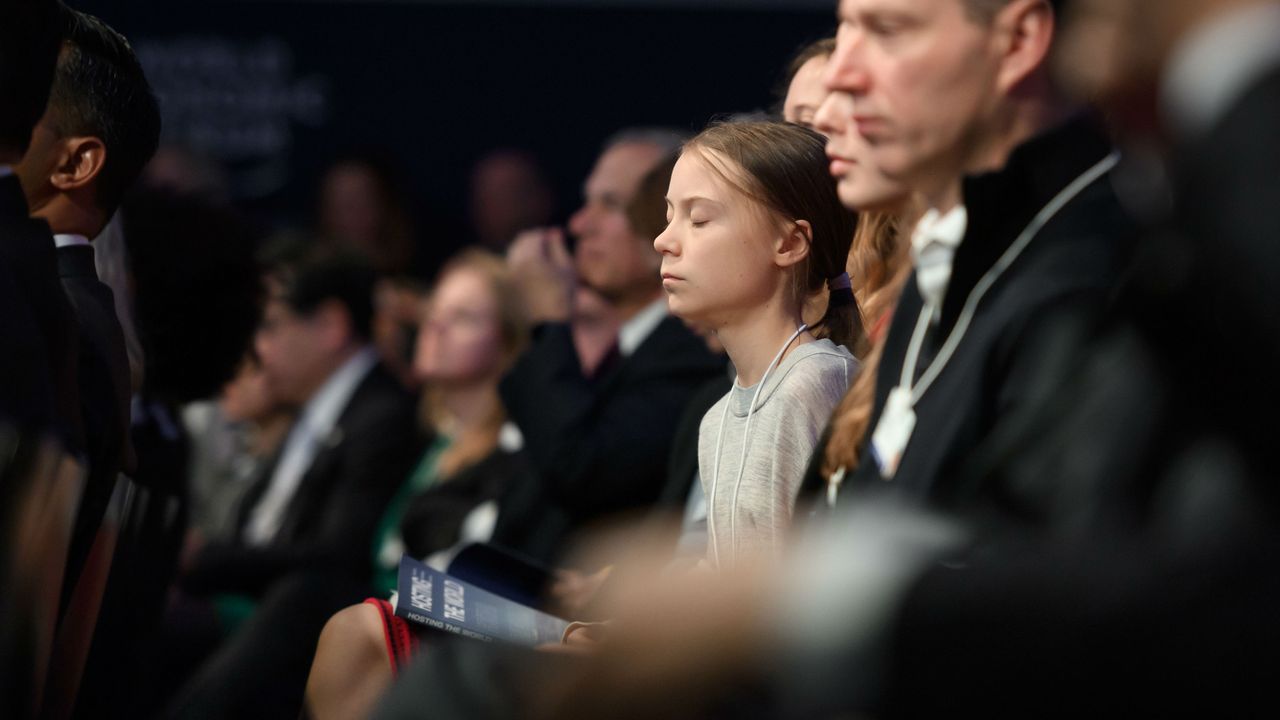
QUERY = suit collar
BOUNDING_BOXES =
[296,345,379,447]
[54,233,91,248]
[617,296,669,357]
[594,314,722,391]
[938,113,1113,334]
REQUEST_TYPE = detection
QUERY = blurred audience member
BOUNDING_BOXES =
[317,153,415,276]
[305,248,530,719]
[780,37,835,128]
[15,5,161,610]
[378,250,530,589]
[168,247,421,719]
[316,153,431,388]
[183,353,292,547]
[468,148,555,252]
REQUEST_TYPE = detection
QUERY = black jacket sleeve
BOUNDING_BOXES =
[499,319,724,523]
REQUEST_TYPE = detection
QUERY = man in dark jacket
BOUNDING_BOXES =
[15,7,160,610]
[0,0,81,453]
[830,0,1136,515]
[172,249,422,719]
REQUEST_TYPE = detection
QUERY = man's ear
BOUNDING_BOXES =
[313,299,357,352]
[993,0,1055,95]
[49,135,107,192]
[774,219,812,270]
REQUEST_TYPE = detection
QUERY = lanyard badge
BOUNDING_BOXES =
[866,152,1121,483]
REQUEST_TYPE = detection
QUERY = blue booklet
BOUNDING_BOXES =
[392,554,569,646]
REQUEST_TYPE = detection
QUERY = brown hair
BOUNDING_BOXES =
[962,0,1060,22]
[776,37,837,111]
[685,121,863,351]
[421,249,528,478]
[786,37,836,85]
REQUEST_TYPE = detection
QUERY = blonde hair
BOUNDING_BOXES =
[821,202,920,476]
[420,249,528,478]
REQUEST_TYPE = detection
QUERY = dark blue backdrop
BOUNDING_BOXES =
[75,0,835,268]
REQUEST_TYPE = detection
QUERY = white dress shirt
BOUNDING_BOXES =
[909,205,969,322]
[54,233,92,248]
[243,346,379,546]
[617,296,670,357]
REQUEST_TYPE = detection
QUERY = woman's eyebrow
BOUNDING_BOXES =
[665,195,722,208]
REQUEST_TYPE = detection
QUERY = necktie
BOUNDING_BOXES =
[910,205,968,322]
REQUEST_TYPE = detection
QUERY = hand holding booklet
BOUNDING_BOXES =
[391,554,569,646]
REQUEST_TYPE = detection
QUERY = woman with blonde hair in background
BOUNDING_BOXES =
[305,248,529,720]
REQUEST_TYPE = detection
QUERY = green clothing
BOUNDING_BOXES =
[371,436,451,593]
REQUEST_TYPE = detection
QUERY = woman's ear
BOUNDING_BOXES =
[774,219,812,269]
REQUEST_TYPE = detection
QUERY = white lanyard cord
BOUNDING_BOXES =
[708,323,808,569]
[897,152,1120,404]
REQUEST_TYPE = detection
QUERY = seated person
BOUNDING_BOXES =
[370,249,531,593]
[166,247,422,719]
[657,120,860,568]
[182,351,294,547]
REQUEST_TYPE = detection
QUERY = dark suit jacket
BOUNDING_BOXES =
[848,115,1134,513]
[0,261,52,431]
[492,315,725,564]
[836,59,1280,720]
[182,362,421,597]
[57,244,135,610]
[0,175,81,449]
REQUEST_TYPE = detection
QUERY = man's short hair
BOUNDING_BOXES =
[47,8,160,213]
[963,0,1064,22]
[0,0,62,155]
[269,246,378,343]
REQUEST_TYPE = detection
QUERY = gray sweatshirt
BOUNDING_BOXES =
[699,339,856,569]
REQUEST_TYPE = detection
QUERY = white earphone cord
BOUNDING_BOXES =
[709,324,807,569]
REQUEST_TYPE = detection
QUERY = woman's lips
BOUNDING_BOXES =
[827,154,858,178]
